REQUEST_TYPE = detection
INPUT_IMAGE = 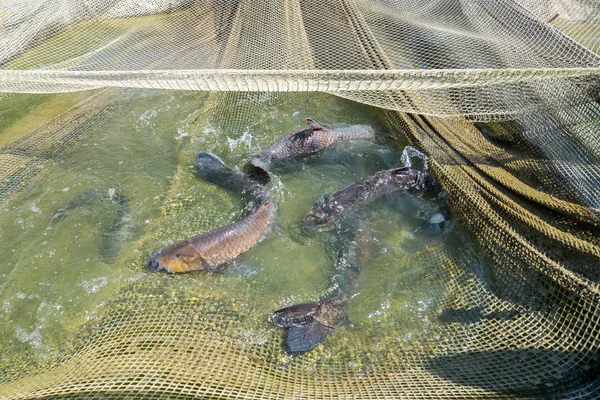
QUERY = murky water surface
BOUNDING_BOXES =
[0,89,474,369]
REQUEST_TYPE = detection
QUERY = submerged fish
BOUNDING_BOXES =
[272,223,371,352]
[148,152,275,273]
[302,167,442,231]
[246,118,375,183]
[52,188,134,262]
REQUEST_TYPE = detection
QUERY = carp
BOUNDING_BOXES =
[148,152,275,273]
[247,118,374,183]
[302,167,442,231]
[52,188,134,262]
[272,222,371,352]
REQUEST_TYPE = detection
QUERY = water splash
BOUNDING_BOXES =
[400,146,429,171]
[227,131,254,152]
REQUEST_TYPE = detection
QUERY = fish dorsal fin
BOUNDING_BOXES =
[306,118,325,131]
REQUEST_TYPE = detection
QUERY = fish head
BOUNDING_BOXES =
[147,243,206,273]
[301,196,335,231]
[390,167,443,197]
[244,155,271,184]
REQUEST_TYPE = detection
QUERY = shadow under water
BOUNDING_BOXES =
[426,349,600,398]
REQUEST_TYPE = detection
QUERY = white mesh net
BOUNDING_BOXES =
[1,0,600,119]
[1,1,599,399]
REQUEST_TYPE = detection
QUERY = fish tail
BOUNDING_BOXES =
[272,298,347,352]
[333,125,375,141]
[419,171,443,197]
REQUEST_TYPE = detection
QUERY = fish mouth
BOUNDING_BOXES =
[245,156,271,184]
[147,251,171,273]
[301,216,334,234]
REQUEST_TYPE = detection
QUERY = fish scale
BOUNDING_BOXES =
[148,153,275,273]
[247,118,375,182]
[303,167,442,230]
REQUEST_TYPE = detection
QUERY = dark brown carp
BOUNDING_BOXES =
[302,167,442,230]
[247,118,375,183]
[148,152,275,273]
[274,167,444,352]
[272,222,371,352]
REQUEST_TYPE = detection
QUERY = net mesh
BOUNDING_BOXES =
[1,0,599,399]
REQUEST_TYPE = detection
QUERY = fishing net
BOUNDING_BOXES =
[1,0,599,398]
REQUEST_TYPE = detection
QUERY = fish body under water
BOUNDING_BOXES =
[247,118,374,183]
[148,152,275,274]
[302,166,442,230]
[274,166,446,352]
[195,152,269,206]
[52,188,134,262]
[273,222,371,352]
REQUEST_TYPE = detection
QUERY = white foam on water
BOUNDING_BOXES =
[227,131,253,151]
[175,126,189,140]
[29,202,40,213]
[15,327,43,348]
[78,277,109,295]
[203,123,216,134]
[139,109,157,124]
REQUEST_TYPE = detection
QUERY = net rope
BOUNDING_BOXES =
[1,1,599,399]
[0,0,600,119]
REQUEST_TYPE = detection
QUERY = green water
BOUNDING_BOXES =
[0,89,472,373]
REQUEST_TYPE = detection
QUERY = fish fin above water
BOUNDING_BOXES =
[272,301,321,328]
[290,128,314,145]
[273,298,347,352]
[195,152,227,171]
[286,322,334,352]
[305,118,325,131]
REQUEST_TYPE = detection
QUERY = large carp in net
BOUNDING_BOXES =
[0,0,599,399]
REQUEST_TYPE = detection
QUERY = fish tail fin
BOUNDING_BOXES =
[272,298,347,352]
[369,124,386,141]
